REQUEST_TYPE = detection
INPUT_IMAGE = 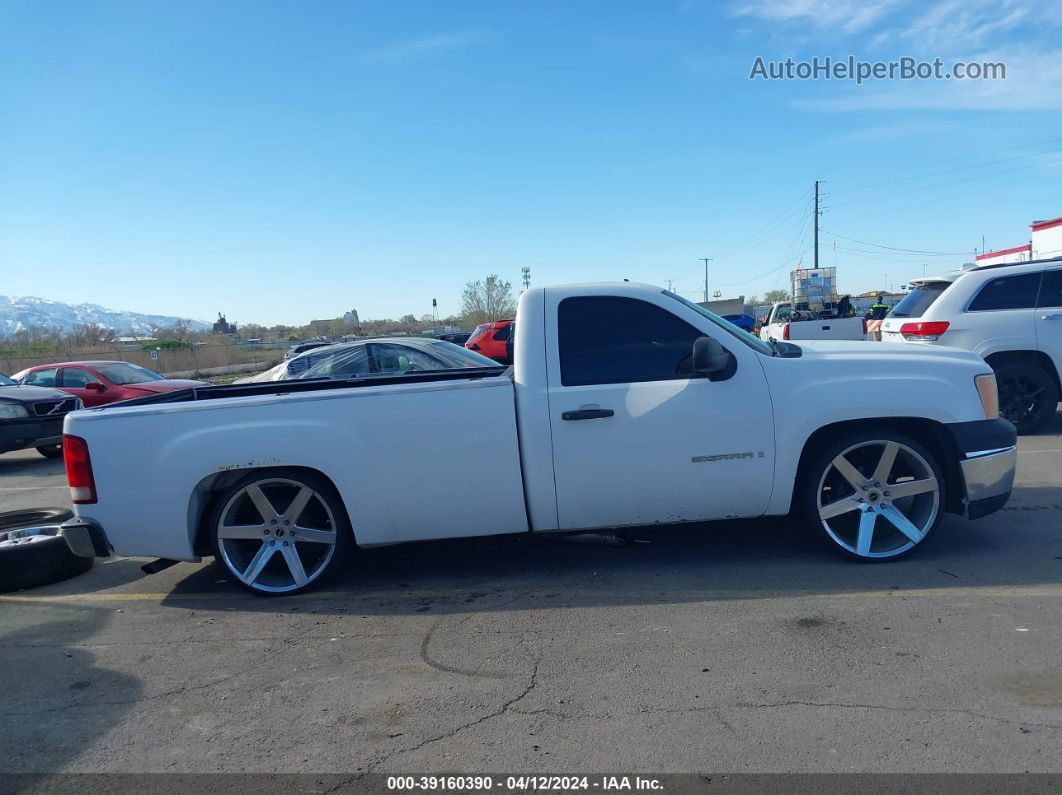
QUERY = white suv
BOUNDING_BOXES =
[881,256,1062,433]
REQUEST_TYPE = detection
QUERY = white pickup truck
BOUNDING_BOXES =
[61,282,1016,595]
[759,301,867,342]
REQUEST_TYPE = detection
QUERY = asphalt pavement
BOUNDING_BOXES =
[1,415,1061,775]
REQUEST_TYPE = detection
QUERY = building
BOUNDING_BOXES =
[1032,216,1062,260]
[975,213,1062,266]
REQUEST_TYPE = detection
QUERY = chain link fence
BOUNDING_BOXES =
[0,342,284,380]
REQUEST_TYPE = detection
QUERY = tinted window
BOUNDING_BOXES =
[890,281,951,318]
[299,344,373,379]
[1038,269,1062,308]
[559,296,703,386]
[968,273,1042,312]
[60,368,92,387]
[493,325,511,341]
[0,374,14,386]
[24,368,57,387]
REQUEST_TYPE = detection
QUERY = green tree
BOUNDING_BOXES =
[763,289,790,303]
[460,274,516,326]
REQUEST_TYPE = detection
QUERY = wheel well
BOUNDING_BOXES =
[189,466,350,557]
[984,350,1061,392]
[794,418,965,516]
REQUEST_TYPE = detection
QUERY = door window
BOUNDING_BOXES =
[967,273,1042,311]
[23,368,58,387]
[558,296,703,386]
[1037,269,1062,308]
[59,368,92,387]
[493,324,511,341]
[371,344,445,374]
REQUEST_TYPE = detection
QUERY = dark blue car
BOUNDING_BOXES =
[722,313,756,332]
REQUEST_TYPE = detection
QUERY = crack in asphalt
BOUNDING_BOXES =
[368,657,541,772]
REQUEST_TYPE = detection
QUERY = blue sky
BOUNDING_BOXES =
[2,0,1061,325]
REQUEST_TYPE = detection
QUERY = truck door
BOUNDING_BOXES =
[1036,267,1062,380]
[544,291,776,531]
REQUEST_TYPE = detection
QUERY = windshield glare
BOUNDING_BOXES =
[0,374,15,386]
[664,292,774,355]
[96,363,166,385]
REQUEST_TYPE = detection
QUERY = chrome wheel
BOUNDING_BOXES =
[816,440,940,559]
[215,478,338,593]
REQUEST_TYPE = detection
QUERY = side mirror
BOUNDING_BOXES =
[692,337,735,380]
[85,381,106,391]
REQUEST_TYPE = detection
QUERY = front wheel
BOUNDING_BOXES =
[995,362,1058,434]
[209,470,353,595]
[801,431,945,562]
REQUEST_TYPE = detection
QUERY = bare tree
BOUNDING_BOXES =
[460,275,516,326]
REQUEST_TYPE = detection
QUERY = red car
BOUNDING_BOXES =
[465,319,514,363]
[12,361,208,407]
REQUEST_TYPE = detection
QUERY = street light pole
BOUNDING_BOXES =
[700,257,713,303]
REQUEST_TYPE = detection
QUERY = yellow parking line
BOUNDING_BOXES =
[4,583,1062,605]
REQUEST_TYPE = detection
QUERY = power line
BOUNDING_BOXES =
[828,156,1062,209]
[822,230,967,255]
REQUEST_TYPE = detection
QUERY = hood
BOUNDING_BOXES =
[795,339,985,364]
[0,383,72,402]
[122,379,208,394]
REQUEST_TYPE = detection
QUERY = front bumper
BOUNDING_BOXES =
[948,419,1017,520]
[61,516,111,558]
[0,416,63,454]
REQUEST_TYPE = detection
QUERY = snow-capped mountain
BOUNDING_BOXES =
[0,295,211,337]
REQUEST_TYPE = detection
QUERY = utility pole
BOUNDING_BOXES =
[521,266,531,291]
[700,258,712,303]
[666,279,675,292]
[813,180,820,271]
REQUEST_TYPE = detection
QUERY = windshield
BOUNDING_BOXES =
[0,374,15,386]
[889,281,952,318]
[95,363,166,385]
[664,291,774,355]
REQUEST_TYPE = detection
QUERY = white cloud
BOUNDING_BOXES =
[794,49,1062,111]
[358,31,489,63]
[732,0,905,33]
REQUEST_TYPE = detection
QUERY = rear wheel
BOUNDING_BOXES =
[801,431,944,561]
[36,444,63,459]
[209,470,353,595]
[995,362,1058,434]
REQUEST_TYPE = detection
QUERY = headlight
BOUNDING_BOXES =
[0,402,29,419]
[975,373,999,420]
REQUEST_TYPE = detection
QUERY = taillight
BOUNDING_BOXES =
[899,321,950,341]
[63,434,97,504]
[861,318,868,335]
[782,322,790,340]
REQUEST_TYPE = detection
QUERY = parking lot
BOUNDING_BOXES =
[1,415,1061,775]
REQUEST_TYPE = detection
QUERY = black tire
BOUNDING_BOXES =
[0,509,93,593]
[36,444,63,459]
[994,362,1059,435]
[799,430,945,562]
[208,469,354,596]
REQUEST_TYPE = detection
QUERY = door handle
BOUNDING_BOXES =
[1042,313,1062,320]
[562,409,614,421]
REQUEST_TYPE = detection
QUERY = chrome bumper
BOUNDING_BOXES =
[960,445,1016,519]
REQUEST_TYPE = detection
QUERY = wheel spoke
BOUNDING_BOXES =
[218,524,266,540]
[292,526,336,544]
[283,486,314,524]
[281,544,308,587]
[872,441,899,485]
[819,496,860,520]
[887,477,938,500]
[856,511,876,556]
[831,454,865,490]
[880,504,924,544]
[246,484,279,523]
[241,542,276,584]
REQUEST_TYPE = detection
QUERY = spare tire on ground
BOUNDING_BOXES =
[0,508,94,593]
